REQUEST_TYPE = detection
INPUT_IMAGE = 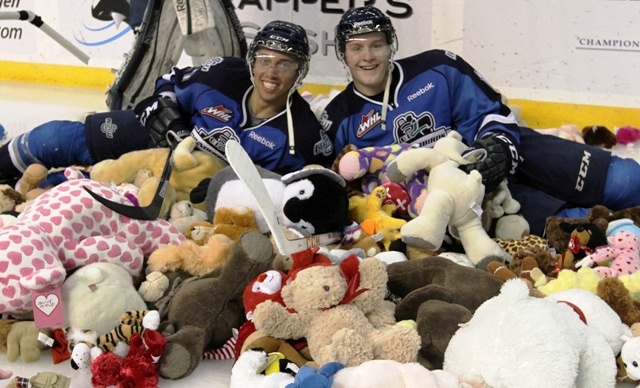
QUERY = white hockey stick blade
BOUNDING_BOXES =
[225,140,343,255]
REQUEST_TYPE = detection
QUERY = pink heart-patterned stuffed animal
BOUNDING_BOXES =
[0,167,186,315]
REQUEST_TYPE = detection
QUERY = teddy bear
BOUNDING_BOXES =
[443,278,626,388]
[166,200,207,233]
[156,231,276,380]
[0,167,186,316]
[336,143,428,218]
[0,184,25,213]
[251,256,421,368]
[386,131,510,266]
[385,255,504,369]
[90,136,226,211]
[61,262,149,337]
[576,230,640,278]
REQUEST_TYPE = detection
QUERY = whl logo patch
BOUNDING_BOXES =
[356,109,382,138]
[201,105,233,122]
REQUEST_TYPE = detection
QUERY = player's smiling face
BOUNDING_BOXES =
[252,48,299,107]
[344,32,392,96]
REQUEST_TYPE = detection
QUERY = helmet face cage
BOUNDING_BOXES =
[247,21,311,83]
[334,6,398,61]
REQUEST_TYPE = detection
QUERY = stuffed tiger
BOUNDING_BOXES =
[66,309,160,370]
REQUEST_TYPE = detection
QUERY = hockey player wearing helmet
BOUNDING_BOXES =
[323,5,640,236]
[0,21,333,183]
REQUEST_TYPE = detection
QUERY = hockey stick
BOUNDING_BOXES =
[83,144,175,220]
[0,11,89,64]
[225,140,343,255]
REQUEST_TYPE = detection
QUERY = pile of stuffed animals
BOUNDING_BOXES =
[3,128,640,388]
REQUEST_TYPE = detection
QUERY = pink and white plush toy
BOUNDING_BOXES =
[0,167,186,315]
[575,230,640,278]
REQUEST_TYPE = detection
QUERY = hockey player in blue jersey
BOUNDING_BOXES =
[0,20,333,185]
[323,5,640,236]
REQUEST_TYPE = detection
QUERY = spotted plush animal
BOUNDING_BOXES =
[494,234,550,258]
[0,167,186,315]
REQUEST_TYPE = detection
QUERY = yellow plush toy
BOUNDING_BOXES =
[90,137,226,211]
[348,187,406,251]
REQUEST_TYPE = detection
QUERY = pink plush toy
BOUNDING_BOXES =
[0,167,186,315]
[338,144,427,218]
[616,126,640,145]
[575,230,640,278]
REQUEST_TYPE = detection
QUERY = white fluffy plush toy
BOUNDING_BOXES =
[443,278,626,388]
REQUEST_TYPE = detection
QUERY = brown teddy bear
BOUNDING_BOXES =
[386,256,504,369]
[251,256,421,368]
[156,231,275,380]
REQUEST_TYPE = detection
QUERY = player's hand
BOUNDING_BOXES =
[135,96,191,148]
[459,133,519,192]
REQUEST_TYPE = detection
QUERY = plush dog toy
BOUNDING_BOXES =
[386,131,510,266]
[0,167,185,315]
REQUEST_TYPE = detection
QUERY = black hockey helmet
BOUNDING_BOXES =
[334,6,397,59]
[248,20,310,79]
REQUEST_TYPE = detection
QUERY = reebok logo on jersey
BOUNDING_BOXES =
[249,131,275,150]
[356,109,382,138]
[201,105,233,122]
[407,82,434,102]
[100,118,117,139]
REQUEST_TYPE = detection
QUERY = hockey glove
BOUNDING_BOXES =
[134,96,191,148]
[459,132,519,192]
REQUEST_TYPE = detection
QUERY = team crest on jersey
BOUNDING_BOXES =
[314,131,333,156]
[356,109,382,138]
[100,118,117,139]
[393,111,447,146]
[194,126,239,160]
[318,110,332,132]
[201,56,224,72]
[201,105,233,122]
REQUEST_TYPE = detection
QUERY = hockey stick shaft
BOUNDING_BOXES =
[0,11,90,64]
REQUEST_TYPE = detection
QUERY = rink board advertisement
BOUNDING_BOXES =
[0,0,638,106]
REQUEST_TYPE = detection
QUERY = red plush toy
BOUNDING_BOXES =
[91,329,166,388]
[616,126,640,145]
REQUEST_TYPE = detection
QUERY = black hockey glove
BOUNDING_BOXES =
[134,96,191,148]
[459,133,520,192]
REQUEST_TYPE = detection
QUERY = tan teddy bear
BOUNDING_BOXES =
[251,256,421,367]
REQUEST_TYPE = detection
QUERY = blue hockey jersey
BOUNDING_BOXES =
[323,49,521,152]
[154,56,334,174]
